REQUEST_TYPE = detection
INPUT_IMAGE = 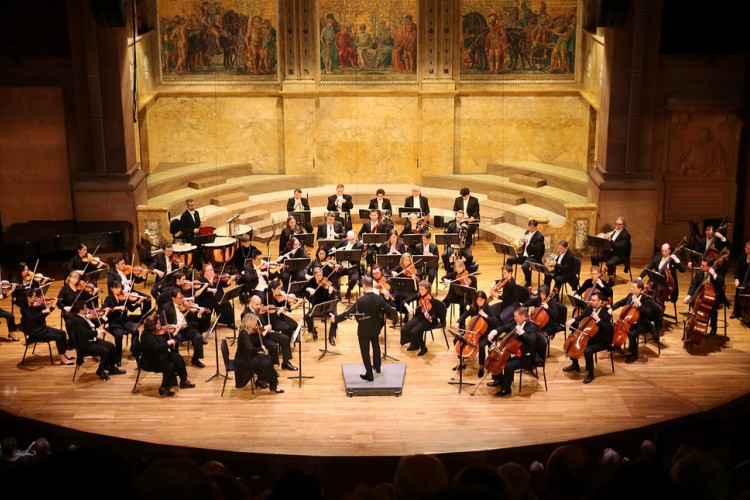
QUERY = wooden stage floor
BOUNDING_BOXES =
[1,241,749,458]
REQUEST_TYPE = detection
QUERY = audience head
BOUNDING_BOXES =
[394,454,448,500]
[497,462,532,500]
[546,445,596,500]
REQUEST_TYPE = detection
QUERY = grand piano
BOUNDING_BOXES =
[1,220,132,274]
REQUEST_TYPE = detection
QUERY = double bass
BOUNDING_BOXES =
[484,326,524,375]
[563,314,599,359]
[656,237,689,308]
[684,250,730,345]
[455,314,488,360]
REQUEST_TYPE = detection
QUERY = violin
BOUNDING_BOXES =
[403,264,419,279]
[484,329,523,375]
[1,280,14,291]
[82,254,108,267]
[488,276,511,301]
[123,265,154,275]
[84,308,106,320]
[258,304,282,315]
[563,315,599,359]
[211,273,238,285]
[419,294,433,322]
[373,275,391,293]
[116,291,150,302]
[75,281,99,294]
[455,314,488,360]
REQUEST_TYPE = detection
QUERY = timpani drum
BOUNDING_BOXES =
[215,223,253,239]
[202,237,236,265]
[172,243,197,268]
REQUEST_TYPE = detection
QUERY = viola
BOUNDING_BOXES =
[419,294,433,322]
[455,314,488,360]
[529,287,558,329]
[563,315,599,359]
[484,329,523,375]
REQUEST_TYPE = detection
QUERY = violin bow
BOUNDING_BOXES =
[27,259,41,289]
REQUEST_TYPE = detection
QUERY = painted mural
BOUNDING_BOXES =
[460,0,578,80]
[318,0,418,81]
[157,0,278,82]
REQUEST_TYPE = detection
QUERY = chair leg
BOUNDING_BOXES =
[441,327,449,350]
[132,368,142,394]
[221,373,228,397]
[72,364,79,382]
[542,366,548,391]
[518,370,523,391]
[21,344,29,365]
[610,349,615,373]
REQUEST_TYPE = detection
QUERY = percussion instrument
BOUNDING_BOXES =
[215,223,253,239]
[171,243,197,268]
[199,226,216,235]
[202,236,236,265]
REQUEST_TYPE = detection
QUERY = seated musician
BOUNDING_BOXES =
[359,209,388,266]
[612,281,660,363]
[279,216,304,254]
[453,291,497,376]
[507,219,545,288]
[159,289,206,368]
[391,253,420,321]
[149,244,186,299]
[107,256,148,291]
[0,280,20,341]
[683,257,727,337]
[179,198,202,243]
[155,271,186,307]
[69,300,124,380]
[286,188,313,233]
[277,236,309,288]
[591,216,631,284]
[268,278,302,334]
[20,289,73,365]
[452,187,480,242]
[441,259,476,312]
[56,270,100,345]
[638,243,686,305]
[369,188,393,215]
[401,213,419,242]
[379,230,406,273]
[102,281,144,362]
[486,307,541,397]
[306,247,341,289]
[232,234,259,274]
[63,243,108,276]
[523,285,565,341]
[731,240,750,320]
[304,266,339,341]
[563,291,613,384]
[441,210,475,271]
[241,248,275,299]
[234,313,284,394]
[400,280,439,356]
[317,211,345,241]
[139,315,195,397]
[196,263,237,330]
[414,232,439,284]
[332,230,364,300]
[327,183,354,230]
[544,240,577,290]
[241,294,298,371]
[488,265,527,326]
[404,186,430,215]
[575,266,613,304]
[370,264,393,302]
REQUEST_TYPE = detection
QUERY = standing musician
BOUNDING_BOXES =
[523,284,566,341]
[591,216,631,284]
[56,270,100,346]
[488,265,528,326]
[731,240,750,320]
[330,276,398,381]
[693,225,728,260]
[563,291,613,384]
[196,263,237,330]
[400,280,439,356]
[453,291,497,376]
[242,294,297,371]
[20,289,72,365]
[333,230,364,300]
[683,257,726,336]
[452,187,480,243]
[638,243,686,304]
[441,259,476,313]
[404,186,430,215]
[0,279,20,341]
[414,232,439,285]
[159,289,206,368]
[232,234,259,274]
[359,209,388,266]
[279,216,304,254]
[306,247,341,289]
[64,243,108,275]
[441,210,475,271]
[574,266,613,305]
[69,300,124,380]
[277,236,308,288]
[304,266,339,341]
[543,240,577,290]
[286,188,313,232]
[369,188,393,215]
[486,307,540,397]
[611,281,659,363]
[234,313,284,394]
[317,211,345,241]
[507,219,545,288]
[179,198,202,243]
[327,183,354,230]
[139,315,196,397]
[102,281,143,362]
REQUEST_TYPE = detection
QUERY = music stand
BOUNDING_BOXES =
[567,294,588,321]
[528,261,548,288]
[448,329,476,393]
[402,234,422,248]
[493,241,518,267]
[389,277,418,325]
[335,249,363,301]
[204,315,225,383]
[362,233,387,246]
[399,207,422,218]
[219,284,243,345]
[287,320,313,387]
[435,233,459,247]
[295,232,315,247]
[193,233,218,246]
[682,248,703,281]
[451,283,476,314]
[587,235,612,254]
[289,210,311,230]
[416,255,439,285]
[376,254,402,273]
[358,209,370,220]
[309,299,340,359]
[317,238,340,254]
[284,257,311,273]
[288,279,309,325]
[381,305,399,362]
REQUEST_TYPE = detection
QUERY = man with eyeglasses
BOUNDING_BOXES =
[591,216,631,285]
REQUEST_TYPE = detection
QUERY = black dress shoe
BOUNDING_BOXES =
[281,362,298,371]
[452,362,467,371]
[109,367,126,375]
[360,374,374,381]
[406,345,419,351]
[487,380,502,387]
[96,369,110,381]
[180,380,196,389]
[255,380,269,389]
[583,374,595,384]
[494,388,512,397]
[202,338,209,344]
[374,366,381,374]
[730,312,738,319]
[478,368,484,377]
[191,359,206,368]
[271,387,285,393]
[417,346,428,356]
[625,355,637,364]
[159,386,175,397]
[311,329,318,340]
[562,363,580,373]
[330,337,336,346]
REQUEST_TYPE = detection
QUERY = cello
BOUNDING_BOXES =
[612,296,641,348]
[563,314,599,359]
[484,326,524,375]
[684,250,729,345]
[455,314,488,360]
[529,287,558,329]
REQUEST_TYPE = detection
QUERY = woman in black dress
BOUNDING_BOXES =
[234,313,283,393]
